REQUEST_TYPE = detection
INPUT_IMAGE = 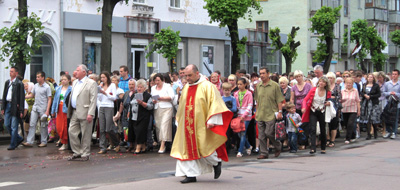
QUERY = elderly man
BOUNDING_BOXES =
[67,65,97,161]
[171,64,232,183]
[312,65,324,86]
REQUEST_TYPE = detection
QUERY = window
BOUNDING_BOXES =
[170,0,180,8]
[84,36,101,74]
[256,21,268,42]
[31,35,54,83]
[397,0,400,11]
[344,0,348,17]
[266,48,279,74]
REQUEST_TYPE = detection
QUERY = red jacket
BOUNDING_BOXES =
[301,87,332,123]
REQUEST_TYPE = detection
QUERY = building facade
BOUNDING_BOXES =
[239,0,397,74]
[0,0,282,96]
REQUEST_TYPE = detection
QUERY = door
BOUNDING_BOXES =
[131,48,146,79]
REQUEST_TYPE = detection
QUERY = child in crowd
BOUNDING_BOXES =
[222,82,238,115]
[222,82,237,154]
[286,102,302,153]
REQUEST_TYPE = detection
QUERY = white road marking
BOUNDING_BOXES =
[0,182,25,187]
[43,186,81,190]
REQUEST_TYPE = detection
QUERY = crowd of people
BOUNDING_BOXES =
[2,64,399,164]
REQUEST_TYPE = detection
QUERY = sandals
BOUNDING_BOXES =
[328,141,335,147]
[326,140,331,146]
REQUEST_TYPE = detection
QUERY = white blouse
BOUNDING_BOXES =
[312,88,326,113]
[151,83,174,109]
[98,83,117,108]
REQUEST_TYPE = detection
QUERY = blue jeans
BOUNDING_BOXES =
[288,132,297,151]
[4,103,23,148]
[237,120,251,154]
[387,108,400,134]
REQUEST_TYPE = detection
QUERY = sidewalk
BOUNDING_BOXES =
[93,139,400,190]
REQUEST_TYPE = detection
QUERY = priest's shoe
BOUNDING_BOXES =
[180,177,197,184]
[213,162,222,179]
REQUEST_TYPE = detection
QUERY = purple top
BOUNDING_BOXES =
[291,83,312,110]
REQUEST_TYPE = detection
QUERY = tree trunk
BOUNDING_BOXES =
[100,0,119,73]
[17,0,28,77]
[228,21,240,75]
[359,60,367,72]
[323,37,334,74]
[284,55,292,74]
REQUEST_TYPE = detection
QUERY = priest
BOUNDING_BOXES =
[171,64,233,184]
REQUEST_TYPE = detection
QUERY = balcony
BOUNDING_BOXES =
[365,8,388,22]
[389,11,400,24]
[310,36,338,53]
[389,44,400,57]
[310,0,340,13]
[132,4,154,17]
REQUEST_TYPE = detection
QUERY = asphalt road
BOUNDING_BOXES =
[0,133,399,190]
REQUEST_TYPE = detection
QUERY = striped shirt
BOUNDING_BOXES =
[341,88,360,113]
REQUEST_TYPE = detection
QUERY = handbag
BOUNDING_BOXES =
[230,118,245,133]
[275,120,286,140]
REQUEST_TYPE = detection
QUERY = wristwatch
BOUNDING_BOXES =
[278,110,282,113]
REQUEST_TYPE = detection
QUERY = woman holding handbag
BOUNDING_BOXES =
[234,78,253,157]
[360,73,381,140]
[301,76,331,154]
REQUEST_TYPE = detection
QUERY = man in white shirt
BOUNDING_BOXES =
[312,65,324,87]
[1,67,25,150]
[67,65,97,161]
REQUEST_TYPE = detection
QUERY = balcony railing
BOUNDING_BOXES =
[389,11,400,24]
[365,7,388,21]
[389,44,400,57]
[310,0,340,12]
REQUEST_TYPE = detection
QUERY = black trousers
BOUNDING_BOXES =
[309,110,326,151]
[343,113,357,141]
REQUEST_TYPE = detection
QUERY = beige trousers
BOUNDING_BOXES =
[69,110,93,157]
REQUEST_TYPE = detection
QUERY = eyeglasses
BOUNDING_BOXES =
[343,76,349,78]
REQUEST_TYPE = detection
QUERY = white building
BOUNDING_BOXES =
[0,0,282,97]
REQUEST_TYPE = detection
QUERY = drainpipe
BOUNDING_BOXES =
[60,0,64,72]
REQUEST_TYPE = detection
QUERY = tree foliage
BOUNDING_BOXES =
[269,26,301,74]
[344,19,387,71]
[204,0,262,74]
[146,27,181,62]
[390,30,400,47]
[0,4,44,77]
[309,6,341,73]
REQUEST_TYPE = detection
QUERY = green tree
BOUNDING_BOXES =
[390,30,400,49]
[269,26,301,74]
[204,0,262,74]
[145,27,181,71]
[309,6,341,73]
[95,0,129,72]
[0,0,44,77]
[344,19,387,71]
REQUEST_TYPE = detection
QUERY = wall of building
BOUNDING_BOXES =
[0,0,61,96]
[63,29,82,73]
[187,38,226,76]
[238,0,310,73]
[64,0,218,26]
